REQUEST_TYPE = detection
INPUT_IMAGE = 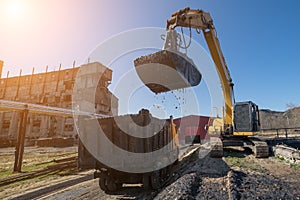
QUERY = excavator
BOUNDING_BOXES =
[134,7,269,158]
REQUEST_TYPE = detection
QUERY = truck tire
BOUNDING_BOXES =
[99,176,108,192]
[150,171,161,190]
[142,174,151,190]
[107,178,119,192]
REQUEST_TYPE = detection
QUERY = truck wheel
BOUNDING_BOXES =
[99,176,108,192]
[142,174,151,190]
[150,171,161,190]
[107,178,118,192]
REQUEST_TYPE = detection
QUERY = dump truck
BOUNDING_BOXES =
[91,109,179,192]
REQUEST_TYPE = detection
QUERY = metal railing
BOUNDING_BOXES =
[0,99,109,172]
[259,127,300,138]
[0,99,108,118]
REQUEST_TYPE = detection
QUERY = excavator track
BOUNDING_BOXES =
[250,140,269,158]
[210,137,269,158]
[209,137,224,158]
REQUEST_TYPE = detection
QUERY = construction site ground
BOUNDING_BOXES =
[0,145,300,200]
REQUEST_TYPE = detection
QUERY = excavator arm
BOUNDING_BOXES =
[135,7,261,136]
[134,7,268,157]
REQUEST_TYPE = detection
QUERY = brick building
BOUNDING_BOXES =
[0,61,118,146]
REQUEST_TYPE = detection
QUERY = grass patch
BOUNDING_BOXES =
[0,148,77,189]
[0,162,78,194]
[225,156,265,172]
[278,157,285,161]
[290,163,300,168]
[0,153,76,179]
[1,172,52,189]
[0,147,78,199]
[0,162,55,179]
[275,156,300,168]
[0,170,13,179]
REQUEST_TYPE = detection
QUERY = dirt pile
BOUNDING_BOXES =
[154,149,300,199]
[229,169,297,199]
[155,152,231,199]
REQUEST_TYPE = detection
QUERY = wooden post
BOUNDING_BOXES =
[285,129,288,138]
[13,105,28,172]
[55,64,62,92]
[15,69,22,100]
[0,113,3,134]
[2,71,9,98]
[276,129,279,138]
[41,66,48,99]
[29,67,34,96]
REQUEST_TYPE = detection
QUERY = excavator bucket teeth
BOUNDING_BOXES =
[134,50,202,94]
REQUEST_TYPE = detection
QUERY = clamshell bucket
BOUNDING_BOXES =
[134,50,201,94]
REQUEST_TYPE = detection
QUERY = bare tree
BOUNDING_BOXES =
[286,102,298,109]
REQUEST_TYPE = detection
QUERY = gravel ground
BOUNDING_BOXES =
[155,151,231,200]
[154,148,300,200]
[229,170,298,199]
[1,146,300,200]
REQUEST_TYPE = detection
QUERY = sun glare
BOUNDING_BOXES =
[5,0,26,20]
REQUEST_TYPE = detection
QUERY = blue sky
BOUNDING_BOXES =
[0,0,299,115]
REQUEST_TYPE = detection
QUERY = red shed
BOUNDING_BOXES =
[173,115,210,144]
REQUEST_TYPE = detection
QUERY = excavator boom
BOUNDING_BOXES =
[165,7,235,126]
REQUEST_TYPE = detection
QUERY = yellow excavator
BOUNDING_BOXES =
[134,7,269,158]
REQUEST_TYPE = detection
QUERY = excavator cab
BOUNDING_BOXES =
[233,101,260,132]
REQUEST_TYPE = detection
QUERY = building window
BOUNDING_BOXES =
[64,81,73,90]
[2,120,10,129]
[33,119,41,127]
[64,95,72,102]
[64,124,74,131]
